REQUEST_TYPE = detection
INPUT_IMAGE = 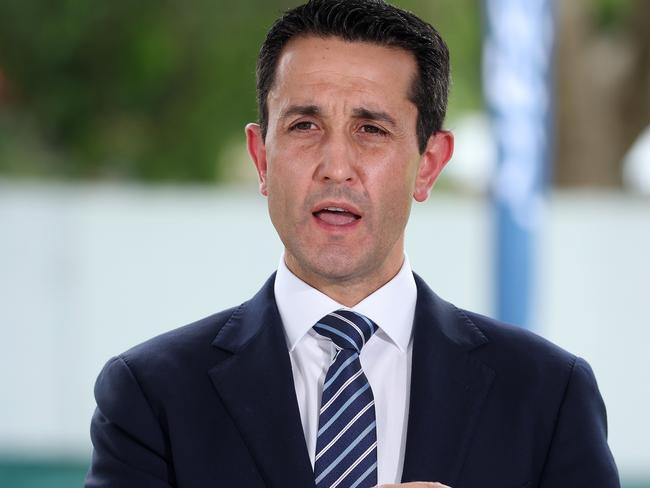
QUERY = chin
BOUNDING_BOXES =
[301,250,373,283]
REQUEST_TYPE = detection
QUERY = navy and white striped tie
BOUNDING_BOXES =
[313,309,378,488]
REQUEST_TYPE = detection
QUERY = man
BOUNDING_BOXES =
[85,1,619,487]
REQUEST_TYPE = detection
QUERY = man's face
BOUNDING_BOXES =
[247,36,452,293]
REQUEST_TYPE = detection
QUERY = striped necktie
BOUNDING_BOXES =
[313,309,378,488]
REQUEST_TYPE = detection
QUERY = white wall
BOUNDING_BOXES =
[0,181,648,478]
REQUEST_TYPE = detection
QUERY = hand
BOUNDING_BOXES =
[375,483,451,488]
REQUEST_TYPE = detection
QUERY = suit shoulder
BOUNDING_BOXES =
[116,304,242,374]
[461,308,578,377]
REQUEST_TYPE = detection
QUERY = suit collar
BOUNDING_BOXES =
[412,272,489,352]
[209,273,315,488]
[210,272,460,353]
[211,274,278,353]
[401,274,494,486]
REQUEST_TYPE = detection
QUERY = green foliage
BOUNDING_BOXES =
[592,0,634,32]
[0,0,481,182]
[398,0,483,116]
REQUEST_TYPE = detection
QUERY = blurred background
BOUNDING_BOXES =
[0,0,648,486]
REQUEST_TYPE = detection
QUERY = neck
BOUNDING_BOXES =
[284,253,405,307]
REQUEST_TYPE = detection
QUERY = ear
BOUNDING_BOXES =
[245,123,269,196]
[413,130,454,202]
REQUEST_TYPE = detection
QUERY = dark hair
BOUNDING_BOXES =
[256,0,450,153]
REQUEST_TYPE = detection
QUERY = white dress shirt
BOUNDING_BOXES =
[274,255,416,484]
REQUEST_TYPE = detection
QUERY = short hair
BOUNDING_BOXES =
[256,0,450,153]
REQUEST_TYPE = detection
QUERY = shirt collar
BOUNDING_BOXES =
[274,254,416,353]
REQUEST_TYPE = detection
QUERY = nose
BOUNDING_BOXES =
[315,132,357,184]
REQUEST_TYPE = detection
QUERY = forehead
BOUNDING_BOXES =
[267,36,418,116]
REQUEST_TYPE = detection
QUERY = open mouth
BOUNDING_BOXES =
[312,206,362,226]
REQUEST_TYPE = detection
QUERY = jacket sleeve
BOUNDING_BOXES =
[539,356,620,487]
[85,356,175,488]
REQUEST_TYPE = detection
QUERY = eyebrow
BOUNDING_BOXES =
[352,107,397,127]
[279,104,398,127]
[280,104,320,119]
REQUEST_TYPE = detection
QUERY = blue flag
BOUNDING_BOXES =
[483,0,555,328]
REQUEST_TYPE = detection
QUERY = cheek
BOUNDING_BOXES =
[266,155,312,229]
[368,158,417,209]
[266,142,312,184]
[373,177,416,239]
[382,185,413,223]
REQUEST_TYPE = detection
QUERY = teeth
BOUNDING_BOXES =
[324,207,346,212]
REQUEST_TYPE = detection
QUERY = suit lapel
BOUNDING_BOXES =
[208,275,315,488]
[401,274,495,487]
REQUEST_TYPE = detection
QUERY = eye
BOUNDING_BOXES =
[289,121,317,131]
[359,124,388,136]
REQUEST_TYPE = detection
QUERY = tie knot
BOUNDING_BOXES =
[313,309,377,353]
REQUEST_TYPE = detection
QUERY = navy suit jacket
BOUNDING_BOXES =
[85,274,619,487]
